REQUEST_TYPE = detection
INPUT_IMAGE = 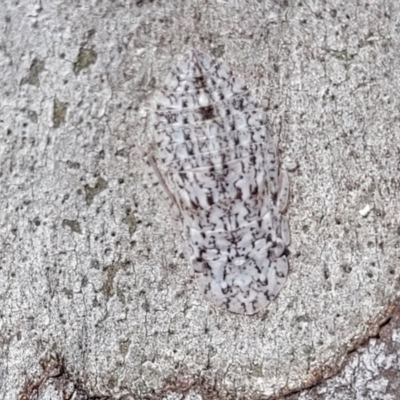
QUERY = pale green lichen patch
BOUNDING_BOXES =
[102,263,118,300]
[123,209,138,236]
[27,110,38,123]
[73,48,97,75]
[62,219,82,234]
[53,98,68,128]
[21,59,44,87]
[84,177,108,206]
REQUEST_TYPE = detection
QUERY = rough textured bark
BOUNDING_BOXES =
[1,1,399,399]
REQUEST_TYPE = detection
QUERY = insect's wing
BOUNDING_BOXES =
[152,50,290,315]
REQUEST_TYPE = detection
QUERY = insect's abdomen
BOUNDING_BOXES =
[152,50,290,315]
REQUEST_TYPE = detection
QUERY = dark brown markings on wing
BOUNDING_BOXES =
[199,105,215,121]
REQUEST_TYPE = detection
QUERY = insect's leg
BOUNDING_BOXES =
[276,169,290,246]
[146,153,182,221]
[265,135,278,195]
[277,169,289,213]
[280,215,291,246]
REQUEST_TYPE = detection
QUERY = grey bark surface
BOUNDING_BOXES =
[1,1,399,399]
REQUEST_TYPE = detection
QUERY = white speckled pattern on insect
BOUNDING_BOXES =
[149,50,290,315]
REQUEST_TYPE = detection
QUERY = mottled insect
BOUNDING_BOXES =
[148,50,290,315]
